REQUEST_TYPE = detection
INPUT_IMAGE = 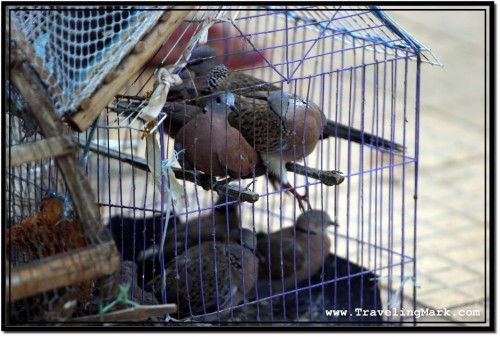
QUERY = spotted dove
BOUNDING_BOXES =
[149,227,259,321]
[167,45,279,102]
[228,90,325,211]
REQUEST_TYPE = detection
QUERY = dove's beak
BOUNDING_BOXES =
[229,104,240,115]
[328,219,339,227]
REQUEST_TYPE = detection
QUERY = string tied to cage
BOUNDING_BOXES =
[371,274,421,309]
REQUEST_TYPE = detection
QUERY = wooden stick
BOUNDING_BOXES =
[10,55,109,243]
[71,304,177,323]
[67,9,195,132]
[7,135,77,167]
[73,135,260,203]
[73,134,344,202]
[7,242,120,302]
[285,162,344,186]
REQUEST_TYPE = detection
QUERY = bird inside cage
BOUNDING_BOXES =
[9,6,422,325]
[130,193,259,321]
[6,196,96,312]
[148,227,258,321]
[256,209,337,290]
[7,196,86,260]
[116,42,403,212]
[174,92,260,180]
[136,194,243,292]
[155,44,404,211]
[106,209,180,262]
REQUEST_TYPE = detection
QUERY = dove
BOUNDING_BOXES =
[182,193,241,242]
[257,210,336,290]
[174,91,260,179]
[136,194,242,289]
[167,45,280,102]
[106,211,180,261]
[161,45,279,137]
[227,90,325,211]
[148,227,259,321]
[138,194,241,262]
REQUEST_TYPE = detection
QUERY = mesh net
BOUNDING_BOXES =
[9,6,168,116]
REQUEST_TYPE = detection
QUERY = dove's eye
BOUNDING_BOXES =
[216,96,222,104]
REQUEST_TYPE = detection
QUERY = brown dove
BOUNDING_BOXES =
[257,210,336,290]
[161,101,204,138]
[174,91,260,179]
[160,194,241,261]
[167,45,280,102]
[183,193,241,239]
[228,90,325,211]
[149,227,259,321]
[136,194,241,288]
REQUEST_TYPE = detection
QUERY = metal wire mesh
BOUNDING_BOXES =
[6,6,429,326]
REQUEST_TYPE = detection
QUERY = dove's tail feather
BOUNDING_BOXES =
[323,121,405,153]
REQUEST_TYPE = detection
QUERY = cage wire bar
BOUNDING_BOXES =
[5,5,436,325]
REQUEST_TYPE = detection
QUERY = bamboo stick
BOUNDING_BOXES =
[7,242,120,302]
[7,135,77,167]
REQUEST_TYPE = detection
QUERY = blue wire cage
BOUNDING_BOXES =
[6,6,440,326]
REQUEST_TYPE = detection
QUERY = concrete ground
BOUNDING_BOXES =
[378,7,489,327]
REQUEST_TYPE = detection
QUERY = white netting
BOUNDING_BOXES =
[9,6,169,116]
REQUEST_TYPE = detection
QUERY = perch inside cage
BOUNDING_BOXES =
[6,6,439,325]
